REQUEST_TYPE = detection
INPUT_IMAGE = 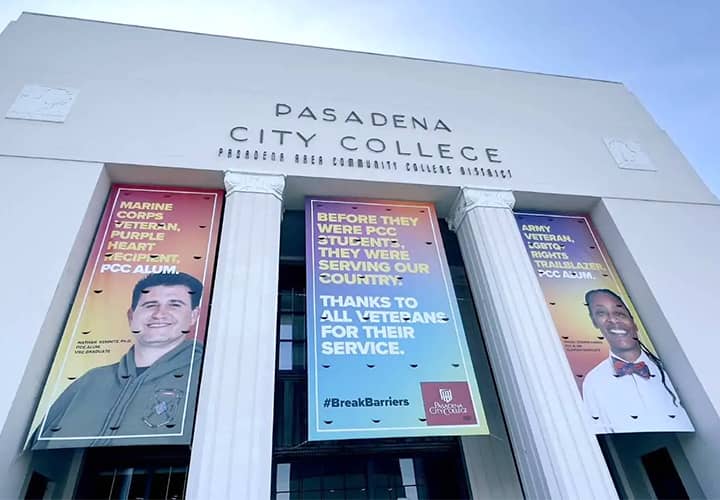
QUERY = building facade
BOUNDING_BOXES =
[1,13,719,499]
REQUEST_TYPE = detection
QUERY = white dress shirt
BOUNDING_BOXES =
[582,351,694,434]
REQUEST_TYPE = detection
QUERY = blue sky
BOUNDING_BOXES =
[2,0,717,198]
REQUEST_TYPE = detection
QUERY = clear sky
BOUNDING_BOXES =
[1,0,718,198]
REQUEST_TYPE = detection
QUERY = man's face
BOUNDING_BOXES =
[128,285,199,348]
[588,292,639,356]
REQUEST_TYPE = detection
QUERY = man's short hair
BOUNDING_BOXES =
[584,288,631,317]
[131,272,203,310]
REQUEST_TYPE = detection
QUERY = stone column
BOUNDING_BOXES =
[186,171,285,499]
[448,187,617,500]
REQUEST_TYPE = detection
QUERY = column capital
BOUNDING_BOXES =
[224,171,286,202]
[447,187,515,231]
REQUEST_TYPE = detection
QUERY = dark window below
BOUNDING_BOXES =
[641,447,689,500]
[273,452,468,500]
[24,472,50,500]
[75,446,190,500]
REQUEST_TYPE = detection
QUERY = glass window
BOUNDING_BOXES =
[271,454,468,499]
[74,447,190,500]
[277,292,307,371]
[23,472,50,500]
[641,448,689,499]
[78,465,187,500]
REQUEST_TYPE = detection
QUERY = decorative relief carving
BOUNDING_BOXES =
[603,138,656,171]
[5,84,78,123]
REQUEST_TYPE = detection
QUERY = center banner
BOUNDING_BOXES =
[306,197,488,440]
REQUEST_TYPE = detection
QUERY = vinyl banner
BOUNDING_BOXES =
[306,197,489,440]
[29,185,223,449]
[515,212,693,434]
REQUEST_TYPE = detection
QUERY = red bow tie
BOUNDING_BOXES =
[613,359,651,379]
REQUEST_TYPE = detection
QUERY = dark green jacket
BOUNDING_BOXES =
[33,340,203,449]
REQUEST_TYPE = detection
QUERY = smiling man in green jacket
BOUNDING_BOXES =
[33,272,205,449]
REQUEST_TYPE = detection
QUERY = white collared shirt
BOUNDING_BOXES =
[582,351,694,434]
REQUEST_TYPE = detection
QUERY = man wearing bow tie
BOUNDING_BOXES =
[581,289,693,434]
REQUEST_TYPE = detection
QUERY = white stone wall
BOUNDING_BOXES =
[593,198,720,498]
[0,157,107,499]
[0,14,716,205]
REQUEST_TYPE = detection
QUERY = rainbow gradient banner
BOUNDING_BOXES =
[306,197,489,440]
[515,212,693,434]
[29,184,223,449]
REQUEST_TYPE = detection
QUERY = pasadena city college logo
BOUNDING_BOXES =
[439,388,453,403]
[420,382,477,426]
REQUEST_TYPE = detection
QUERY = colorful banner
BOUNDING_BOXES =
[306,197,489,440]
[29,185,223,449]
[515,212,693,434]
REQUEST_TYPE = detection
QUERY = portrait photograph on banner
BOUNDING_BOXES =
[28,185,223,449]
[515,212,693,434]
[305,197,489,441]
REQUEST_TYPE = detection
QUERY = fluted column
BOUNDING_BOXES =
[186,171,285,499]
[448,188,617,499]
